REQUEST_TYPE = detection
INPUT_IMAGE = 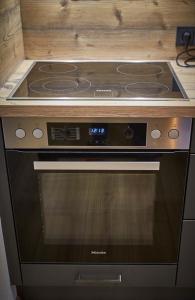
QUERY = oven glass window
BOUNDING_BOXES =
[6,151,188,263]
[40,172,156,246]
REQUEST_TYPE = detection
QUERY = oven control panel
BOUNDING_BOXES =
[2,117,192,149]
[47,123,147,147]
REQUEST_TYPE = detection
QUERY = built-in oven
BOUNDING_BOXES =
[1,117,192,286]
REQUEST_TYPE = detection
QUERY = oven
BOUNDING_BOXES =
[2,117,192,286]
[5,149,188,264]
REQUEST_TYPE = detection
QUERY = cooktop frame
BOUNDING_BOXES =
[7,60,188,101]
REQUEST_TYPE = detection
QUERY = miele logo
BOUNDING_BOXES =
[94,89,113,97]
[95,89,112,92]
[91,250,107,255]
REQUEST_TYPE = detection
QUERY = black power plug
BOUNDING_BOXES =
[182,32,192,49]
[176,27,195,46]
[183,32,192,42]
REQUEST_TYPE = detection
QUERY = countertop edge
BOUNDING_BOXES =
[1,104,195,118]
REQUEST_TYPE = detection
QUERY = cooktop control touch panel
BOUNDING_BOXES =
[2,118,192,150]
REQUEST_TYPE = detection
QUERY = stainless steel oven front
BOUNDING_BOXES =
[2,118,191,267]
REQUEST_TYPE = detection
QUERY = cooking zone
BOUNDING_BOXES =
[0,60,195,300]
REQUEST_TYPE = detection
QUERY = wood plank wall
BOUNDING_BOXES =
[0,0,24,87]
[20,0,195,60]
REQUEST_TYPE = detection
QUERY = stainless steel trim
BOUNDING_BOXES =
[7,96,188,101]
[2,117,192,150]
[33,161,160,171]
[167,62,188,99]
[75,273,122,284]
[7,61,37,99]
[34,59,173,63]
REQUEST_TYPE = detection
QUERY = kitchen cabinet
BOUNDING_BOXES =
[0,123,21,285]
[0,219,16,300]
[183,119,195,219]
[177,221,195,287]
[184,154,195,219]
[180,119,195,286]
[190,120,195,153]
[178,123,195,286]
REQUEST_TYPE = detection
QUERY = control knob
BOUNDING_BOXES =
[124,127,134,140]
[15,128,26,139]
[151,129,161,139]
[168,129,179,139]
[33,128,43,139]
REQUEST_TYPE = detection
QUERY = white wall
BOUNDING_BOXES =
[0,219,16,300]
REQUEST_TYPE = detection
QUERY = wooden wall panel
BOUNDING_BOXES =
[20,0,195,60]
[20,0,195,30]
[23,29,176,60]
[0,0,24,87]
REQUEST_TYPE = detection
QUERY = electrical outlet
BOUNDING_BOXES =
[176,27,195,46]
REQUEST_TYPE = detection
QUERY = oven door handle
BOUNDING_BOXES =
[33,161,160,171]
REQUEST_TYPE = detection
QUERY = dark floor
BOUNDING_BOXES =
[18,287,195,300]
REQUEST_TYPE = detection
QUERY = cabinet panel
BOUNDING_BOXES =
[21,264,176,287]
[177,221,195,287]
[184,155,195,219]
[190,120,195,153]
[0,123,21,284]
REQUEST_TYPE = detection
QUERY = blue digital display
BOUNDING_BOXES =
[89,127,106,136]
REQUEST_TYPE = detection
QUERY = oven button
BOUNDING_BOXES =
[168,129,179,139]
[151,129,161,139]
[33,128,43,139]
[15,128,26,139]
[94,140,105,145]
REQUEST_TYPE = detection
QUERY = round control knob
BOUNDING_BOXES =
[124,127,134,140]
[151,129,161,139]
[15,128,26,139]
[33,128,43,139]
[168,129,179,139]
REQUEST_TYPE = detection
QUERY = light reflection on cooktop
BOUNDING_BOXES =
[9,62,187,100]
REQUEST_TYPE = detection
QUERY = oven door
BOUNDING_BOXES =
[6,150,188,264]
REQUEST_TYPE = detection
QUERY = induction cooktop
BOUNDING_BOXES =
[8,61,187,100]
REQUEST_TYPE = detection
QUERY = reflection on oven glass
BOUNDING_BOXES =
[39,173,156,246]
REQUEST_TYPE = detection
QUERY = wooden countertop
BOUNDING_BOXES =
[0,60,195,118]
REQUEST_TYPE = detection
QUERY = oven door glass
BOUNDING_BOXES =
[6,151,188,263]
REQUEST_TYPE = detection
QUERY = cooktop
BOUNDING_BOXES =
[8,61,187,100]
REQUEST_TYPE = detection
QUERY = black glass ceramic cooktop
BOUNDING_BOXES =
[9,62,187,100]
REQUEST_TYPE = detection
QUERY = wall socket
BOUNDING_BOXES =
[176,27,195,46]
